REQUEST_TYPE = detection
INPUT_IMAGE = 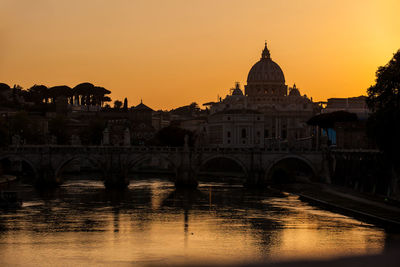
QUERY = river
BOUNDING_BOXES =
[0,178,393,266]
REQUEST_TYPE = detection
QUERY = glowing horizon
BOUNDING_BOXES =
[0,0,399,110]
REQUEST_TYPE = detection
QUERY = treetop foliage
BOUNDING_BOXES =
[366,49,400,166]
[367,50,400,111]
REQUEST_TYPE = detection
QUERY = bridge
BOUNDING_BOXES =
[0,145,329,189]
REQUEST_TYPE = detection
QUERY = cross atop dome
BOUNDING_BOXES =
[261,41,271,60]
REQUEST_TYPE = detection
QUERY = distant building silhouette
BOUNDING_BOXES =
[323,96,369,119]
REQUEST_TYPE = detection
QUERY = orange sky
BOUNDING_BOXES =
[0,0,399,110]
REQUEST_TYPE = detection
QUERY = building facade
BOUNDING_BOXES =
[206,43,318,148]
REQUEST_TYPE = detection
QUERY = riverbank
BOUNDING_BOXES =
[274,182,400,232]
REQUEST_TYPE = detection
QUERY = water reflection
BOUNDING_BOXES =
[0,178,391,266]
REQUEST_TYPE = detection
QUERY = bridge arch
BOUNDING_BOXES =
[265,155,317,183]
[0,154,39,179]
[195,154,249,182]
[127,153,178,174]
[54,155,104,179]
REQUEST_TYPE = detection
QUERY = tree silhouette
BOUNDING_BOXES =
[0,83,11,92]
[114,100,123,109]
[73,83,111,106]
[27,84,48,104]
[93,86,111,106]
[366,49,400,168]
[48,85,72,103]
[0,83,11,104]
[170,102,201,117]
[123,97,128,110]
[73,82,94,105]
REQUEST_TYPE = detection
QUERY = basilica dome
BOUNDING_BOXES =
[247,43,285,84]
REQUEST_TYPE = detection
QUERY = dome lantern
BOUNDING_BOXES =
[261,41,271,60]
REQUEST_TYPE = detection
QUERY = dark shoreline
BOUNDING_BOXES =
[274,183,400,232]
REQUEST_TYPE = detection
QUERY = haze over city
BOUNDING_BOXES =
[1,0,399,109]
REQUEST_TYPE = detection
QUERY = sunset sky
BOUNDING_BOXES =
[1,0,399,110]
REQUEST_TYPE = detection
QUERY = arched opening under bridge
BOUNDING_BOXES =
[266,156,316,184]
[128,154,177,181]
[197,156,248,184]
[0,155,38,185]
[55,156,104,185]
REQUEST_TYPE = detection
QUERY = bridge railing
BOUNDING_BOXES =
[0,143,322,154]
[0,145,185,154]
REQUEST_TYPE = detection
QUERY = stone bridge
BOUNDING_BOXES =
[0,145,328,188]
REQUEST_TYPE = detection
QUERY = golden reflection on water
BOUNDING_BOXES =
[0,180,388,266]
[265,195,385,260]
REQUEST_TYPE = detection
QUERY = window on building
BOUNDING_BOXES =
[264,129,269,138]
[227,131,231,138]
[227,140,231,144]
[257,131,260,137]
[241,128,247,138]
[227,116,231,121]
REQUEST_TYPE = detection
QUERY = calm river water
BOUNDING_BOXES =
[0,178,394,266]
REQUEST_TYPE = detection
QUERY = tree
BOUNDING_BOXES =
[48,85,72,103]
[27,84,48,105]
[0,83,11,105]
[123,97,128,110]
[0,83,11,92]
[170,102,201,117]
[73,82,94,105]
[11,84,24,107]
[93,86,111,106]
[366,50,400,168]
[103,103,111,110]
[73,83,111,106]
[114,100,123,109]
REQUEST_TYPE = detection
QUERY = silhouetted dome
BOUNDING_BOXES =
[289,84,301,96]
[247,43,285,84]
[232,82,243,96]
